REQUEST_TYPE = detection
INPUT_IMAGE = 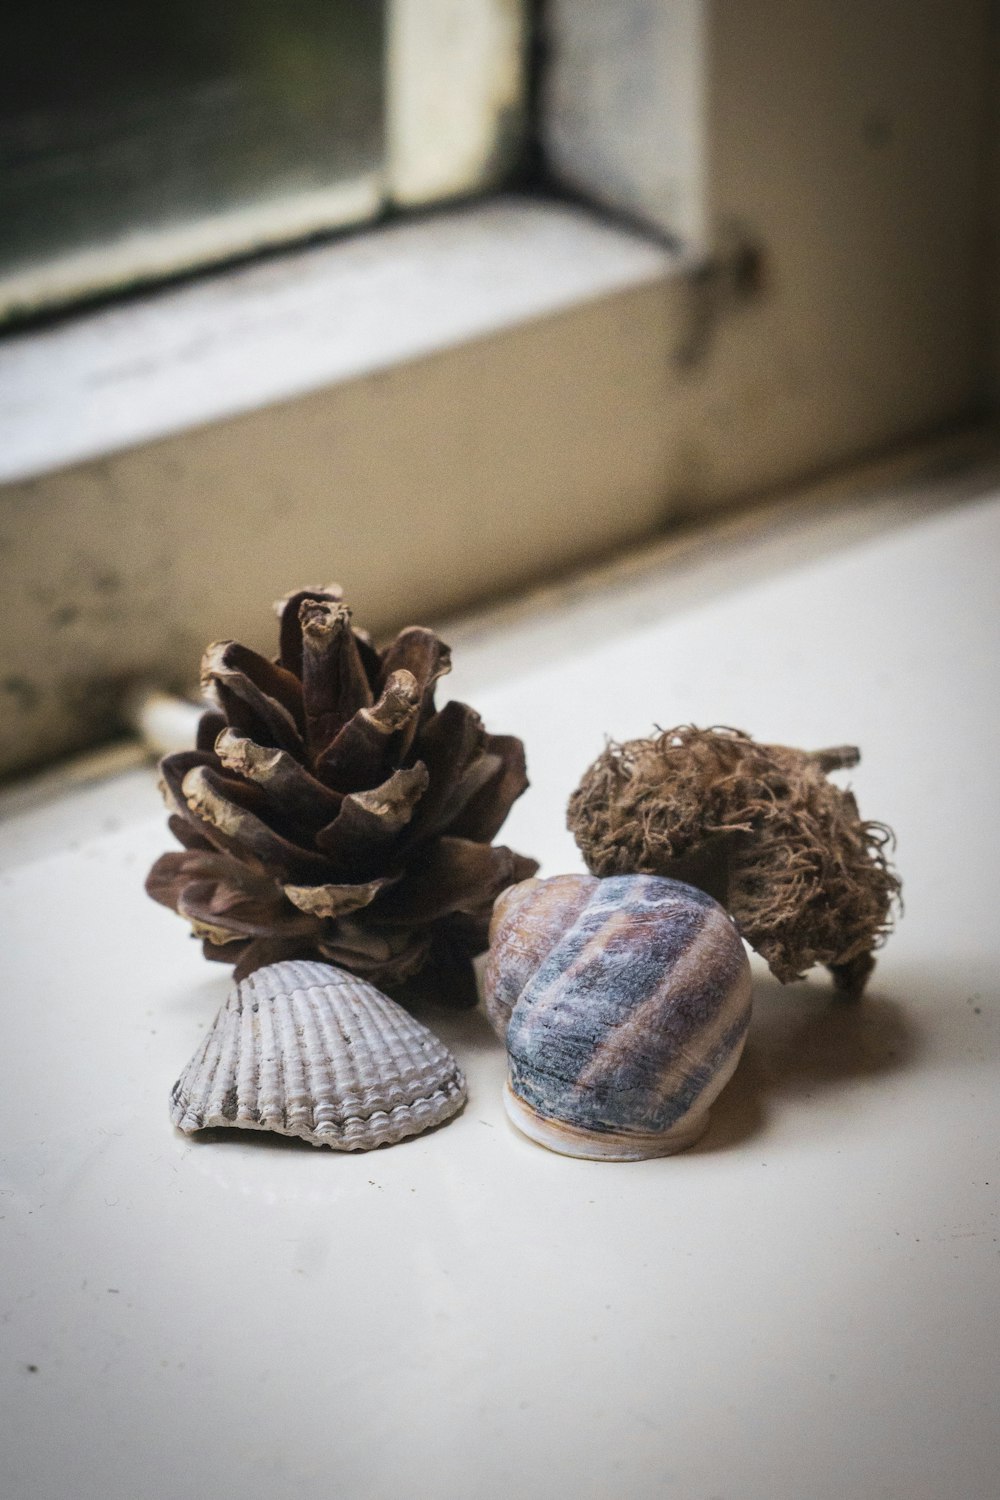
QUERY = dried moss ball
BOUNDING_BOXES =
[567,725,901,999]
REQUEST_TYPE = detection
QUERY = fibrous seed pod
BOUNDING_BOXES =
[567,725,901,999]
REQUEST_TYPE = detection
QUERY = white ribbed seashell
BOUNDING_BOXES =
[169,960,466,1150]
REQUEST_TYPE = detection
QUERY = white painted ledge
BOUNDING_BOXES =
[1,479,998,1500]
[0,197,675,486]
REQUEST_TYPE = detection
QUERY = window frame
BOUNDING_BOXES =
[0,0,528,325]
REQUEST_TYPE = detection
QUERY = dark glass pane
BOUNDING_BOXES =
[1,1,385,317]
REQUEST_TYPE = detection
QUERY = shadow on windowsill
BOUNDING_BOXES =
[693,971,922,1153]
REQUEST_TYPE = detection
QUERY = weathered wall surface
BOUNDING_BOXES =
[1,1,996,779]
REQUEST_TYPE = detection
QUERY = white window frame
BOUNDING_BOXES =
[0,0,528,323]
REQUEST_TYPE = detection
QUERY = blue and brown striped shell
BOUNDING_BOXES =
[484,874,752,1159]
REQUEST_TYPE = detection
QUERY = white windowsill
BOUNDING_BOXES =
[2,465,998,1499]
[0,197,676,487]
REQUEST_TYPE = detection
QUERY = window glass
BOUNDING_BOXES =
[1,1,526,324]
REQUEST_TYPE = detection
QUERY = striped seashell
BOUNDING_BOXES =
[170,960,466,1150]
[484,874,751,1160]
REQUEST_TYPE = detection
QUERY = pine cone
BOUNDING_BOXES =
[146,586,538,1007]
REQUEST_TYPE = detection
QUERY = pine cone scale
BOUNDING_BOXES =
[378,626,452,709]
[195,712,227,752]
[283,874,399,919]
[181,765,331,883]
[202,642,305,756]
[207,640,305,729]
[316,918,429,984]
[369,837,528,926]
[158,750,221,826]
[299,601,374,758]
[177,880,317,943]
[214,728,344,828]
[313,765,430,873]
[148,850,298,937]
[400,701,488,841]
[444,735,530,844]
[313,670,420,791]
[230,936,318,982]
[165,813,215,852]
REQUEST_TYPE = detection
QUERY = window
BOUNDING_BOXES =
[1,0,528,323]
